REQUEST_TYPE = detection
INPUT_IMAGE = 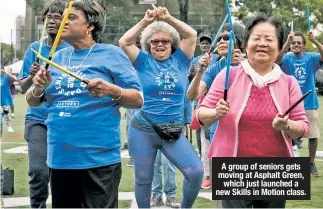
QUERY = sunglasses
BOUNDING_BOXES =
[217,34,230,43]
[150,40,171,46]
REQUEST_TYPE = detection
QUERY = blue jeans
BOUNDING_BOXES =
[126,109,137,135]
[128,123,203,208]
[24,120,48,208]
[152,150,177,199]
[126,109,137,158]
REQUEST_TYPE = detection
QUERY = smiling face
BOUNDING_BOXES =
[246,22,279,66]
[290,36,305,55]
[150,32,172,61]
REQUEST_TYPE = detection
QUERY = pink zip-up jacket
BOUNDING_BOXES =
[191,65,310,158]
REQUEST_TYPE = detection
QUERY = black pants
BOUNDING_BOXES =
[50,163,121,208]
[222,200,286,208]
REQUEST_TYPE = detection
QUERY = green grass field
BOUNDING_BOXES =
[1,94,323,208]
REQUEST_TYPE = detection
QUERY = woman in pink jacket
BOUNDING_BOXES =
[193,14,310,208]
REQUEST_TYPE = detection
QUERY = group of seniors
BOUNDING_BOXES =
[19,0,321,208]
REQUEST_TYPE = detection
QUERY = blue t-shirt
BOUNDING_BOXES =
[202,58,238,141]
[280,52,322,110]
[44,44,141,169]
[19,39,70,124]
[133,49,191,125]
[0,74,13,106]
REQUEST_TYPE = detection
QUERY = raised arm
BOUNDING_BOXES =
[276,33,293,65]
[157,7,197,59]
[187,54,211,100]
[308,31,323,62]
[118,9,157,62]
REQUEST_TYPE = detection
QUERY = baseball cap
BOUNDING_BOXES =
[199,35,212,44]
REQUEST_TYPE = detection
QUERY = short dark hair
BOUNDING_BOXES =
[293,31,306,45]
[42,0,66,22]
[223,23,246,52]
[244,13,284,50]
[72,0,106,43]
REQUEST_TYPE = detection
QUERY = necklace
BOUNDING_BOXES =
[68,43,96,72]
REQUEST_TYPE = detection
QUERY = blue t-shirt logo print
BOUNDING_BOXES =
[156,70,179,90]
[54,71,87,96]
[293,64,307,85]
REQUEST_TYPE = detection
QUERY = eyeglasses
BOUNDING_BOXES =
[217,34,230,43]
[292,41,303,45]
[45,15,62,21]
[150,40,171,46]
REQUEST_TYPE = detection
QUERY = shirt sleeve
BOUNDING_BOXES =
[132,50,148,72]
[202,64,217,91]
[279,54,290,74]
[173,48,192,72]
[310,52,323,72]
[109,47,142,91]
[18,44,37,80]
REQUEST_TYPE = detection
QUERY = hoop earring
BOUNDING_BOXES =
[87,31,91,37]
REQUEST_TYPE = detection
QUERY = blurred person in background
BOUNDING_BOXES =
[276,30,323,177]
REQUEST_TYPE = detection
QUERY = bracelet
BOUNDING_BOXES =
[31,88,44,98]
[113,86,123,101]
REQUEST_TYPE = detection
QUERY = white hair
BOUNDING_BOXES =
[140,21,180,53]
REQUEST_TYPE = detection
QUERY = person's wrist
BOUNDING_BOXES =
[164,16,172,22]
[142,18,153,26]
[283,120,292,131]
[112,86,123,101]
[312,40,319,45]
[32,87,44,97]
[197,67,204,74]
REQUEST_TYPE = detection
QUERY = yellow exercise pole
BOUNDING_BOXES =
[45,1,74,69]
[31,48,89,84]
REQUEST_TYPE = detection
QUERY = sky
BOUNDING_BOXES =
[0,0,26,44]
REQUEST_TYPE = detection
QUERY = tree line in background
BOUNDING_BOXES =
[232,0,323,51]
[24,0,323,52]
[1,43,23,67]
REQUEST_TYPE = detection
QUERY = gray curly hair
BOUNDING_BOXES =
[140,21,180,53]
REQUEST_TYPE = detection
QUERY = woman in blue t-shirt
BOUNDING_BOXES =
[25,0,143,208]
[119,6,203,208]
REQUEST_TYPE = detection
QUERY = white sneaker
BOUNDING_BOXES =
[11,113,15,118]
[7,126,14,133]
[293,145,300,157]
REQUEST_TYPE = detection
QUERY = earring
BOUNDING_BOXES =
[87,31,91,37]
